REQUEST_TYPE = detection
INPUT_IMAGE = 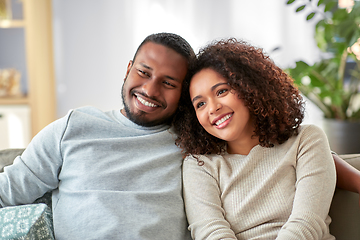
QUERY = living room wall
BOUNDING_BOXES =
[52,0,323,126]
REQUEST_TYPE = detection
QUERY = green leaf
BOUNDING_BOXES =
[348,31,360,46]
[332,93,343,106]
[324,1,337,12]
[288,61,312,80]
[286,0,296,4]
[296,5,306,12]
[306,12,316,20]
[317,0,324,6]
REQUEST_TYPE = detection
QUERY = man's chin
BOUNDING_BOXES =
[123,107,171,127]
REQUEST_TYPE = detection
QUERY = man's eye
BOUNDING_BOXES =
[163,81,176,88]
[138,69,149,77]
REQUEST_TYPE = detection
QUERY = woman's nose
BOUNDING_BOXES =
[209,100,222,114]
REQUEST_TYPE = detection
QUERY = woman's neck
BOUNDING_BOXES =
[226,136,260,155]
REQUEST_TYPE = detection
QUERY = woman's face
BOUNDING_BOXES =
[190,68,256,148]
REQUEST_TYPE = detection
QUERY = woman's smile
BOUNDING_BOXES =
[212,113,233,128]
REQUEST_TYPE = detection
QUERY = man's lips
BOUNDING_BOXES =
[134,93,165,109]
[212,113,233,126]
[136,94,158,107]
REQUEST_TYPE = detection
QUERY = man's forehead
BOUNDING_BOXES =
[134,42,187,76]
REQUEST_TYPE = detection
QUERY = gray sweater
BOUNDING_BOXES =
[0,106,191,240]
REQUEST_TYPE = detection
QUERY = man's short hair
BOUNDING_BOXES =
[133,33,195,63]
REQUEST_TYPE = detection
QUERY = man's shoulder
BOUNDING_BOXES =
[68,106,117,122]
[72,106,107,116]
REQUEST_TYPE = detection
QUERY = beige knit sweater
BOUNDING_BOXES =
[183,124,336,240]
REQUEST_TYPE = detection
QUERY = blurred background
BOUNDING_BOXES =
[51,0,322,118]
[1,0,353,149]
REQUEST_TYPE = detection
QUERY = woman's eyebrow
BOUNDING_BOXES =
[191,83,228,103]
[211,82,228,91]
[191,95,202,104]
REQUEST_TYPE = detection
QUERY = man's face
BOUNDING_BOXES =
[121,42,188,127]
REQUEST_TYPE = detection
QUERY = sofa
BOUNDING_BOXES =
[0,149,360,240]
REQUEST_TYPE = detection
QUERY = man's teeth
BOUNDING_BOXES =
[215,114,233,126]
[137,95,158,107]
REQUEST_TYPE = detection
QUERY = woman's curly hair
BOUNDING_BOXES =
[172,38,304,156]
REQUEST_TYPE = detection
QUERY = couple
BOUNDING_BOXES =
[0,32,358,239]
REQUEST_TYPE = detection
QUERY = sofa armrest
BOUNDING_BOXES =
[0,203,54,240]
[329,154,360,240]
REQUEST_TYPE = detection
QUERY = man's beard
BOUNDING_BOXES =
[121,85,173,127]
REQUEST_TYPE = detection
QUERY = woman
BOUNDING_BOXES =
[173,38,336,239]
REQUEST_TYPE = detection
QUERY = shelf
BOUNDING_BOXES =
[0,20,25,28]
[1,0,56,137]
[0,96,29,105]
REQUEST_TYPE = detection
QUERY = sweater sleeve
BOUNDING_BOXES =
[182,156,237,240]
[0,110,72,207]
[276,125,336,239]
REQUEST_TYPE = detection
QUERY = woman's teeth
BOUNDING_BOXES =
[137,95,157,108]
[215,114,233,126]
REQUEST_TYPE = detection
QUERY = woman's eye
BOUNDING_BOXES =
[217,89,228,96]
[196,102,205,109]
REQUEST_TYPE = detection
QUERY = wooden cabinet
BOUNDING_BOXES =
[0,0,56,144]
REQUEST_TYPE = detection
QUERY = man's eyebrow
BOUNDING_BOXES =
[165,75,180,82]
[140,63,152,70]
[139,63,181,83]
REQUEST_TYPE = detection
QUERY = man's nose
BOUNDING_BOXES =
[141,78,160,97]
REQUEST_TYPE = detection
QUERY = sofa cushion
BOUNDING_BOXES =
[0,203,54,240]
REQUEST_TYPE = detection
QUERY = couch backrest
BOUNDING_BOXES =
[0,148,25,172]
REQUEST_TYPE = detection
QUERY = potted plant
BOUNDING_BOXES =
[286,0,360,154]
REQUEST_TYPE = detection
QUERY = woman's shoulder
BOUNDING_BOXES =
[185,153,226,162]
[298,124,327,139]
[299,123,322,131]
[183,154,230,181]
[184,154,227,173]
[275,124,328,153]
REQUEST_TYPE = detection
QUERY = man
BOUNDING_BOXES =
[0,33,194,240]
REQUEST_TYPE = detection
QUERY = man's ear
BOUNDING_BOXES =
[124,60,133,82]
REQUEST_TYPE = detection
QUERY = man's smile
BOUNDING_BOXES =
[135,94,159,108]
